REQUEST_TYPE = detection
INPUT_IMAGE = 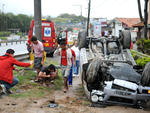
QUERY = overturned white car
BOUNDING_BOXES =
[79,30,150,108]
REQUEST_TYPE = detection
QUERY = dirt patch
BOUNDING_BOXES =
[1,77,150,113]
[1,54,150,113]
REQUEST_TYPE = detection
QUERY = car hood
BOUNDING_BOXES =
[109,63,141,84]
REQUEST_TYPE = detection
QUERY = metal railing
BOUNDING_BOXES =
[14,53,29,61]
[0,40,27,46]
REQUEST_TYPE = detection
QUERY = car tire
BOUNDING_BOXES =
[81,64,91,98]
[141,62,150,86]
[86,59,103,84]
[78,31,87,49]
[120,30,131,49]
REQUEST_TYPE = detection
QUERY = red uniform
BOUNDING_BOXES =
[0,53,31,83]
[61,49,75,66]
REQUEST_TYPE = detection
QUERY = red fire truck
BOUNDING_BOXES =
[27,19,57,55]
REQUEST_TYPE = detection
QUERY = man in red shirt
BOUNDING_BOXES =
[0,49,33,95]
[54,43,76,93]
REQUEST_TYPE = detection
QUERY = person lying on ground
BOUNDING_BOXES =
[37,64,58,84]
[0,49,33,95]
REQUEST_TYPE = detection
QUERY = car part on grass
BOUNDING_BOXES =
[47,103,58,108]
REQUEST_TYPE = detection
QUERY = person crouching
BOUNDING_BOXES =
[37,64,57,85]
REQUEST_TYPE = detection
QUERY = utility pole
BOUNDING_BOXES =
[2,4,5,31]
[80,5,82,17]
[137,0,144,21]
[34,0,42,41]
[148,0,150,25]
[144,0,148,39]
[86,0,91,36]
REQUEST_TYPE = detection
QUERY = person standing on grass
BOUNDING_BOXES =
[54,42,76,93]
[71,40,80,76]
[0,49,33,95]
[30,36,45,79]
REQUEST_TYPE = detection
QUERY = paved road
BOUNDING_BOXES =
[0,41,28,56]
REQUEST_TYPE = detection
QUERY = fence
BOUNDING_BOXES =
[0,40,27,46]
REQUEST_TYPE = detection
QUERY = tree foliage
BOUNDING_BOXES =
[136,39,150,54]
[0,13,33,33]
[0,12,86,33]
[53,13,86,24]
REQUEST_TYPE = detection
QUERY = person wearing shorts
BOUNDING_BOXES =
[54,43,76,93]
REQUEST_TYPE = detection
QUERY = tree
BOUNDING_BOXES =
[137,0,149,39]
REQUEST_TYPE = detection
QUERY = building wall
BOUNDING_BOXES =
[112,21,123,37]
[111,20,138,40]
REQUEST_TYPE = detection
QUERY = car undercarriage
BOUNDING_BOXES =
[78,30,150,108]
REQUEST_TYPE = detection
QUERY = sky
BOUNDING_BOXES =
[0,0,145,19]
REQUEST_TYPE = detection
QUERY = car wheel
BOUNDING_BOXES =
[78,31,87,49]
[81,65,90,99]
[86,59,103,84]
[141,62,150,86]
[120,30,131,49]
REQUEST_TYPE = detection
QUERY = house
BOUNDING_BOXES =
[133,22,150,39]
[132,22,144,39]
[109,18,140,38]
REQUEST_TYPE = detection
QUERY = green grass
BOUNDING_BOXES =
[0,37,7,40]
[131,50,150,67]
[10,58,63,98]
[10,89,46,98]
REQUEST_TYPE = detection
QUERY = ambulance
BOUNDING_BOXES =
[27,19,56,56]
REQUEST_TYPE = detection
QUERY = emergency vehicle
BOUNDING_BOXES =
[27,19,56,55]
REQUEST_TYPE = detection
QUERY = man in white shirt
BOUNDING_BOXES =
[71,40,80,76]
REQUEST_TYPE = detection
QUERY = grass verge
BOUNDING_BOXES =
[10,58,63,98]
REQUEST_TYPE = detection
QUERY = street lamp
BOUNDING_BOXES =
[2,4,5,13]
[73,5,82,17]
[73,5,83,28]
[2,4,5,31]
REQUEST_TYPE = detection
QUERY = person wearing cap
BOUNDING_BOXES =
[0,49,33,95]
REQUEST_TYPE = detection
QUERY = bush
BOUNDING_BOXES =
[131,50,150,67]
[17,32,23,36]
[136,39,150,55]
[0,37,7,40]
[136,57,150,67]
[0,31,11,37]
